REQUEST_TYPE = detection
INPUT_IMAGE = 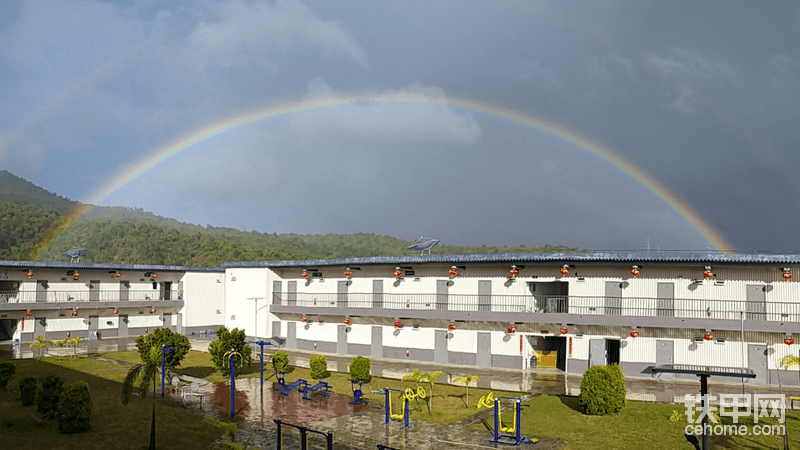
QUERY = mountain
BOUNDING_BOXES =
[0,171,584,265]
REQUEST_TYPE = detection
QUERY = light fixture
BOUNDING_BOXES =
[631,265,640,278]
[509,265,519,279]
[560,265,570,277]
[448,266,458,278]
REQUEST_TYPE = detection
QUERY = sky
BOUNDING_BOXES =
[0,0,799,253]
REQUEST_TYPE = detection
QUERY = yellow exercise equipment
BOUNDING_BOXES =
[477,391,495,409]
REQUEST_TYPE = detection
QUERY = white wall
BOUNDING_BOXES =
[180,271,225,328]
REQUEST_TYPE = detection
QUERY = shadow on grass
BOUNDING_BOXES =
[179,366,215,378]
[558,395,583,413]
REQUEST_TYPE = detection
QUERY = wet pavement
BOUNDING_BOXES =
[6,336,800,449]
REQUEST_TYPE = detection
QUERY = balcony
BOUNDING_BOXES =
[0,290,184,313]
[270,292,799,333]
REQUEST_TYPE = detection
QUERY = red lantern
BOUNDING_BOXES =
[560,326,569,335]
[114,272,120,279]
[343,318,351,326]
[113,309,119,315]
[629,330,639,339]
[783,272,793,282]
[150,308,157,314]
[300,316,308,323]
[448,267,458,278]
[73,272,80,280]
[448,323,457,332]
[150,273,157,280]
[631,266,640,278]
[25,311,32,318]
[785,338,795,346]
[301,270,309,279]
[703,269,713,280]
[703,332,714,341]
[393,320,402,329]
[508,325,517,334]
[71,310,77,317]
[393,268,402,279]
[27,270,33,279]
[560,266,570,277]
[344,269,352,279]
[509,266,519,279]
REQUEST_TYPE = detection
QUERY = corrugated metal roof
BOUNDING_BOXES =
[0,260,224,272]
[222,251,800,268]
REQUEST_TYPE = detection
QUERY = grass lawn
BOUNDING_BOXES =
[511,395,800,450]
[0,358,222,450]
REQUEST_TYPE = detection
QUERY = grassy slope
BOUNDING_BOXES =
[0,358,221,450]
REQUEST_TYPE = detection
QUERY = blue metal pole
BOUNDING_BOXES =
[516,400,522,443]
[161,345,166,398]
[230,352,236,418]
[494,398,499,441]
[384,389,390,424]
[260,342,264,385]
[404,398,409,428]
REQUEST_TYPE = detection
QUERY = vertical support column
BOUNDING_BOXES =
[404,397,410,428]
[384,389,390,424]
[700,375,708,450]
[493,398,500,442]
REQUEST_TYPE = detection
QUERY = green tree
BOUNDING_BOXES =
[121,345,161,450]
[419,370,444,414]
[19,376,37,406]
[208,327,252,374]
[36,375,64,420]
[56,381,92,433]
[0,362,16,389]
[579,364,627,415]
[135,328,191,370]
[348,356,371,383]
[272,350,289,372]
[309,355,327,379]
[29,335,48,360]
[452,375,480,408]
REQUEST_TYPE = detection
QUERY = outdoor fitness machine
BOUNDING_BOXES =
[273,368,289,391]
[348,379,368,406]
[274,419,333,450]
[383,387,425,428]
[490,397,537,446]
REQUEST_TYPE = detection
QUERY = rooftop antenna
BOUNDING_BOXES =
[62,248,88,263]
[407,236,440,255]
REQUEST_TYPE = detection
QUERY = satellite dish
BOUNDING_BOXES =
[407,236,439,255]
[62,248,88,263]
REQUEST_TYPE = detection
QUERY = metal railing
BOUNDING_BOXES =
[0,290,182,304]
[272,292,791,322]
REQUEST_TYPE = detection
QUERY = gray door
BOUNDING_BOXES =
[34,317,45,340]
[88,315,98,339]
[36,280,47,303]
[748,344,769,384]
[657,283,674,317]
[478,280,491,312]
[119,281,129,302]
[335,324,347,354]
[604,282,622,315]
[746,285,766,321]
[371,326,383,357]
[436,280,449,310]
[287,321,297,349]
[656,340,674,378]
[119,315,128,337]
[476,332,492,367]
[163,313,173,331]
[373,280,383,308]
[338,281,348,308]
[272,281,282,305]
[589,339,606,366]
[434,330,447,363]
[287,281,297,306]
[272,321,281,338]
[163,282,172,300]
[89,281,100,302]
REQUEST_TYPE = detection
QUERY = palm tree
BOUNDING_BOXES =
[66,336,81,357]
[29,335,48,360]
[121,346,161,450]
[419,370,444,414]
[51,339,66,362]
[781,355,800,370]
[452,375,480,408]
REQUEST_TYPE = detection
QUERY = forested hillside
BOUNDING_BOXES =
[0,172,585,265]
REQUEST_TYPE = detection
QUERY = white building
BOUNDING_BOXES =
[2,252,799,386]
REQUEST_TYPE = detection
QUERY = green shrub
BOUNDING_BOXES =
[0,362,16,389]
[208,327,252,374]
[19,376,37,406]
[56,381,92,433]
[349,356,371,383]
[136,327,191,370]
[272,350,289,372]
[36,375,64,420]
[309,355,327,379]
[579,364,627,415]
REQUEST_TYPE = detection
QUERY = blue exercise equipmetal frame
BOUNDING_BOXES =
[301,381,331,401]
[274,419,333,450]
[348,379,368,406]
[383,388,410,428]
[490,397,536,445]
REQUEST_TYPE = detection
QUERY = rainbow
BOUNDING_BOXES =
[29,93,733,259]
